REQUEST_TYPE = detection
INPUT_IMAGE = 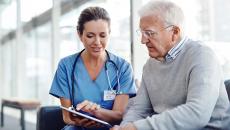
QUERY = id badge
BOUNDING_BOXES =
[104,90,116,101]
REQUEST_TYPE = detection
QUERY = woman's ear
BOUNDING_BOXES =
[77,31,83,41]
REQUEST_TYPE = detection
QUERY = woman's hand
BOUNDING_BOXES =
[76,100,100,114]
[70,115,101,128]
[69,109,102,128]
[68,100,101,128]
[60,98,101,128]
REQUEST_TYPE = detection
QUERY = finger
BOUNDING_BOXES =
[76,100,89,110]
[96,104,101,110]
[72,118,82,126]
[81,102,94,113]
[110,125,120,130]
[71,116,84,126]
[84,120,96,128]
[84,102,94,111]
[94,123,102,128]
[89,103,98,110]
[79,118,89,126]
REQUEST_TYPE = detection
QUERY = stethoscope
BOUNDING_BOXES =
[70,49,121,107]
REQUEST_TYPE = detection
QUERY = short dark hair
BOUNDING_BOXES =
[77,6,111,35]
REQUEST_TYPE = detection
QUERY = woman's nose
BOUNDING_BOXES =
[94,36,101,44]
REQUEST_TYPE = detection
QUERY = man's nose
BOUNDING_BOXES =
[141,35,149,44]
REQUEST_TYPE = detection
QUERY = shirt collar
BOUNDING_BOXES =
[165,36,187,63]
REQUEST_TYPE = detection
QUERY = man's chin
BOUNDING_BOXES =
[149,53,156,58]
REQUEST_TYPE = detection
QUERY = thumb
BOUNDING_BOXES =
[110,125,120,130]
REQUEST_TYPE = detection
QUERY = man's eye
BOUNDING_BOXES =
[147,31,156,37]
[145,31,152,37]
[100,34,106,38]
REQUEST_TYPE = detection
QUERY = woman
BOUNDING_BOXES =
[49,6,136,130]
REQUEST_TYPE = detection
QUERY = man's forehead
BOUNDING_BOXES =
[139,14,164,28]
[140,14,163,23]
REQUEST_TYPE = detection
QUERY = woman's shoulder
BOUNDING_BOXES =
[58,53,79,67]
[108,51,131,66]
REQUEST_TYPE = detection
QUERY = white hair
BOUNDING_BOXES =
[138,0,185,36]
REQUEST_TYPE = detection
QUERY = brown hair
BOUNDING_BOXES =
[77,6,111,35]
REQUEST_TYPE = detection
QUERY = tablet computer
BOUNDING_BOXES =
[60,106,112,128]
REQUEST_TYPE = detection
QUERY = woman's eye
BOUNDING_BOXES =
[86,35,94,38]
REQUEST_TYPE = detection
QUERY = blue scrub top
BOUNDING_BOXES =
[49,51,136,130]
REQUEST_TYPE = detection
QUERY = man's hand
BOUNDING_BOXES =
[110,123,137,130]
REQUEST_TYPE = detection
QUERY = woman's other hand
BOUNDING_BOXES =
[71,116,101,128]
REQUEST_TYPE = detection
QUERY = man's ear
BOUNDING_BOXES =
[172,26,180,42]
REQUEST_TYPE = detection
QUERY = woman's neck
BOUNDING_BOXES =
[81,50,106,67]
[81,50,107,81]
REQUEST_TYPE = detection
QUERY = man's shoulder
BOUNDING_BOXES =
[183,39,215,57]
[182,39,219,67]
[185,39,212,51]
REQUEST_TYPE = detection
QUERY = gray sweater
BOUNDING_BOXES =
[122,39,230,130]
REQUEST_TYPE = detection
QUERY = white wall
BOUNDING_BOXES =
[132,0,149,81]
[0,44,2,100]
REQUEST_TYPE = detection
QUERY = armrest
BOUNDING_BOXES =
[36,106,65,130]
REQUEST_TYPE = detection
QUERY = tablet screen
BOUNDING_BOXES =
[60,106,112,128]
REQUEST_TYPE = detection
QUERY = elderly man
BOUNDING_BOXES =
[111,0,230,130]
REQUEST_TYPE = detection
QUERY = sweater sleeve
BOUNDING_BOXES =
[132,48,223,130]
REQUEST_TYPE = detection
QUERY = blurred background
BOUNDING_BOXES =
[0,0,230,129]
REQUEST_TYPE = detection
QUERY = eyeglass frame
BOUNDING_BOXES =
[136,25,174,39]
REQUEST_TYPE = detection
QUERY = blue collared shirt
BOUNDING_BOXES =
[165,37,187,62]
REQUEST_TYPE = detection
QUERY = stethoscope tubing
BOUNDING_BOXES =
[70,49,120,107]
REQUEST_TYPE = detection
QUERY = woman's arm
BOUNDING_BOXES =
[60,98,74,125]
[94,94,129,124]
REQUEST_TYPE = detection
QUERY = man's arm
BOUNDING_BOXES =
[121,79,154,125]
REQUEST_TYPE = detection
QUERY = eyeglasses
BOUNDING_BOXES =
[136,25,174,39]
